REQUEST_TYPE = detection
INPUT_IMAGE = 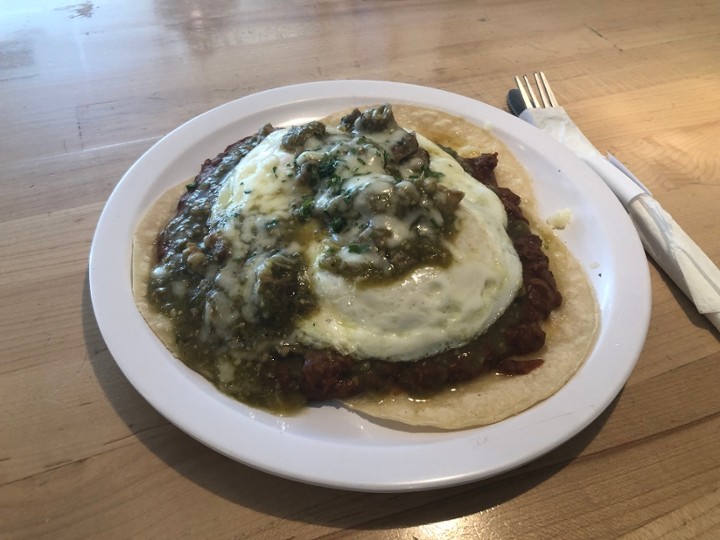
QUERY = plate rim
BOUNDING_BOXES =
[89,80,651,492]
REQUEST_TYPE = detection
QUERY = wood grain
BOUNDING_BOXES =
[1,0,719,538]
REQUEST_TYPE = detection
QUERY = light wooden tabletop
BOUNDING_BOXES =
[2,0,719,538]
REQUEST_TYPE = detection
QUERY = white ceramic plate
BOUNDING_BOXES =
[89,80,651,492]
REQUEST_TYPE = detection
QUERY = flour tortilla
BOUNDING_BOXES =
[132,104,599,430]
[132,185,187,352]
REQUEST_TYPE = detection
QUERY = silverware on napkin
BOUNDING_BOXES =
[507,87,720,333]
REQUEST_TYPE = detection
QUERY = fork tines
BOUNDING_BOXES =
[515,71,559,108]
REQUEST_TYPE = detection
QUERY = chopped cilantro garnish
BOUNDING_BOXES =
[327,175,344,194]
[348,243,370,254]
[329,216,347,233]
[317,155,338,179]
[297,196,314,220]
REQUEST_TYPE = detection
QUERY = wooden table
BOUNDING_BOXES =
[2,1,719,537]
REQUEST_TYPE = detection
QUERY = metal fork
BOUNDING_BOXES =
[514,72,559,109]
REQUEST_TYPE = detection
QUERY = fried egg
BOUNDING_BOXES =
[211,129,522,362]
[296,134,522,361]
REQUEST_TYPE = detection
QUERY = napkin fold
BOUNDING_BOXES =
[519,107,720,333]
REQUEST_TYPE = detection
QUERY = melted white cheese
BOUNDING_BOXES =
[207,130,297,328]
[212,129,296,224]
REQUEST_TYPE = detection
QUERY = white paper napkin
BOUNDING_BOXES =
[629,195,720,331]
[520,107,720,333]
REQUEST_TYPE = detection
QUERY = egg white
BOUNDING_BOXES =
[295,134,522,361]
